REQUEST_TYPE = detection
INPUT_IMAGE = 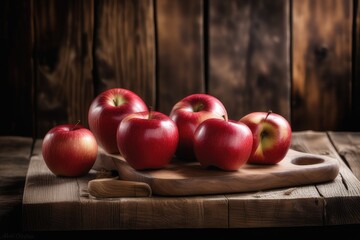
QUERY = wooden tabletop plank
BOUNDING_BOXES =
[0,136,33,232]
[291,131,360,225]
[0,136,33,158]
[78,195,228,230]
[227,131,327,228]
[23,140,228,230]
[328,132,360,180]
[227,186,324,228]
[22,139,86,230]
[21,132,360,230]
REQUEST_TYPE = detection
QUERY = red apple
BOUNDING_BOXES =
[42,124,98,177]
[88,88,148,154]
[169,93,228,160]
[116,111,179,170]
[193,118,253,171]
[239,111,292,164]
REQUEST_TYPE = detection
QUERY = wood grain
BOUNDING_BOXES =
[33,0,94,137]
[292,0,353,131]
[93,0,156,107]
[1,0,359,136]
[22,132,360,230]
[88,177,152,198]
[0,0,33,137]
[328,132,360,180]
[79,195,228,230]
[227,131,360,227]
[0,137,32,232]
[98,148,339,196]
[227,190,325,227]
[156,0,204,115]
[23,140,228,230]
[227,131,329,228]
[208,0,290,121]
[22,139,95,230]
[0,136,33,158]
[291,131,360,225]
[354,0,360,131]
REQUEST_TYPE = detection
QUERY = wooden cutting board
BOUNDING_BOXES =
[91,148,339,196]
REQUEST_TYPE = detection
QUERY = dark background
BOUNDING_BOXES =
[1,0,359,139]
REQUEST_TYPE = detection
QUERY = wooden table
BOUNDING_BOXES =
[1,131,360,236]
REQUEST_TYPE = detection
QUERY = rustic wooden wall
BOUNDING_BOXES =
[292,0,353,131]
[208,0,290,121]
[94,0,156,108]
[0,0,359,139]
[156,0,205,115]
[355,0,360,131]
[33,0,95,137]
[1,0,33,137]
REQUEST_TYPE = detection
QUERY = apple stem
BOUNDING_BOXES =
[72,120,81,131]
[265,110,272,120]
[222,115,228,121]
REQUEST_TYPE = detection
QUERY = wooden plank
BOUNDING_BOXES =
[228,131,360,227]
[208,0,290,121]
[227,131,327,228]
[93,0,156,108]
[0,137,32,232]
[22,154,88,230]
[23,138,94,230]
[22,133,360,230]
[328,132,360,180]
[0,0,33,136]
[291,131,360,225]
[79,195,228,230]
[227,187,324,228]
[292,0,353,131]
[23,139,228,230]
[33,0,94,137]
[353,0,360,131]
[156,0,204,115]
[0,136,33,158]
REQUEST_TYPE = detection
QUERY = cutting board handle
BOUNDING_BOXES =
[88,177,152,198]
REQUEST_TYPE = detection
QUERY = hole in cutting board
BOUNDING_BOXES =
[291,157,324,165]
